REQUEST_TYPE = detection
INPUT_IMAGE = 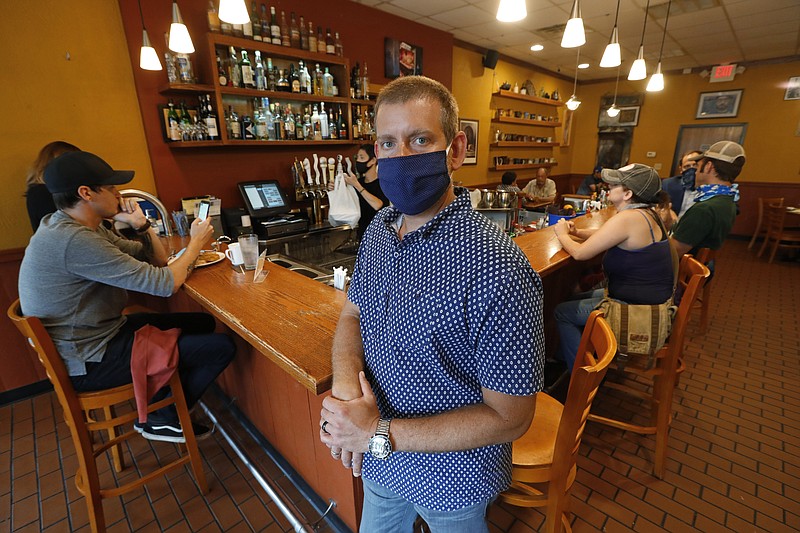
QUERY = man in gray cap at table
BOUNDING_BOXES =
[671,141,746,256]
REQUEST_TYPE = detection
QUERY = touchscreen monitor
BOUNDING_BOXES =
[238,180,291,219]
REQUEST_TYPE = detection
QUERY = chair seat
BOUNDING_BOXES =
[513,392,563,467]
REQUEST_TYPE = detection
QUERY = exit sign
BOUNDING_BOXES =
[710,64,737,83]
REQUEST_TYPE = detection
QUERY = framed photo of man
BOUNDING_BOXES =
[696,90,743,119]
[785,77,800,101]
[459,118,478,165]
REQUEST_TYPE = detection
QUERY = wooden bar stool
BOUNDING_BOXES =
[8,299,208,533]
[499,311,617,533]
[758,203,800,263]
[693,247,715,334]
[748,197,783,250]
[587,255,710,479]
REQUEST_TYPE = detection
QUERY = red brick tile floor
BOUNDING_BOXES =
[1,240,798,532]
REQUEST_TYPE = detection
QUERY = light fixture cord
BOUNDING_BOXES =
[639,0,651,47]
[612,0,620,28]
[137,0,147,29]
[613,64,620,105]
[657,0,672,61]
[573,47,580,96]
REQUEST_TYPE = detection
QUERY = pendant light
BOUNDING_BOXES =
[137,0,162,70]
[628,0,651,81]
[168,1,195,54]
[600,0,622,68]
[561,0,585,48]
[219,0,250,24]
[607,65,621,117]
[646,0,672,92]
[496,0,527,22]
[565,49,582,111]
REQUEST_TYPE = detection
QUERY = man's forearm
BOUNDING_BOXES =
[331,303,365,400]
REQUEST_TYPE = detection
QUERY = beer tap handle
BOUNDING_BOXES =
[302,158,312,191]
[345,155,353,176]
[319,157,327,187]
[312,154,320,187]
[336,154,344,179]
[328,160,336,187]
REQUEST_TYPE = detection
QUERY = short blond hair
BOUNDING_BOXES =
[374,76,459,144]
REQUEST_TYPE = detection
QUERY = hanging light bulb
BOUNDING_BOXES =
[168,1,195,54]
[628,0,651,80]
[565,48,582,111]
[136,0,161,71]
[607,64,621,117]
[646,0,672,92]
[566,96,581,111]
[600,0,622,68]
[219,0,250,24]
[561,0,585,48]
[496,0,526,22]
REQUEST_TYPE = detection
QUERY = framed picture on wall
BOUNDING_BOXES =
[598,106,640,129]
[384,38,423,78]
[459,118,478,165]
[785,77,800,100]
[696,90,743,119]
[673,123,747,173]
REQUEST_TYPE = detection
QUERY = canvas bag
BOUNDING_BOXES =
[594,209,680,369]
[327,169,361,227]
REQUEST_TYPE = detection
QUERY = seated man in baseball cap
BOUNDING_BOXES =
[670,141,746,256]
[18,151,235,443]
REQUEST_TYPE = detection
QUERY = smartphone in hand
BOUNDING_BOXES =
[197,200,211,221]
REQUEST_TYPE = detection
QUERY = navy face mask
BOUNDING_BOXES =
[378,148,451,215]
[681,167,697,190]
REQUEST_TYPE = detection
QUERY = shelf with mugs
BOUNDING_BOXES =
[491,163,558,171]
[490,141,560,148]
[491,116,562,128]
[492,89,565,107]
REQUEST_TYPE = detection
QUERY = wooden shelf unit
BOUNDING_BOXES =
[492,116,561,128]
[493,90,565,107]
[490,141,560,148]
[492,163,558,171]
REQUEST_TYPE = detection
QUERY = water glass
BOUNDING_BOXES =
[238,234,259,270]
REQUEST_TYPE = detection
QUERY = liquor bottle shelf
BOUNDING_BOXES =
[167,139,358,148]
[491,163,558,171]
[218,86,351,104]
[491,117,561,127]
[490,142,560,148]
[492,90,564,107]
[159,83,216,95]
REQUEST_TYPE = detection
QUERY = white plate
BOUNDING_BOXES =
[168,250,224,268]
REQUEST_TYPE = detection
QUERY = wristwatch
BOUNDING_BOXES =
[368,418,392,459]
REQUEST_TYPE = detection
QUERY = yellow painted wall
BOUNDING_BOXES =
[570,60,800,181]
[0,0,155,250]
[451,46,575,187]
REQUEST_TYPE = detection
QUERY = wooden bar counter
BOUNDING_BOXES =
[173,207,613,531]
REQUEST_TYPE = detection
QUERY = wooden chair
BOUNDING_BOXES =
[758,203,800,263]
[693,248,715,334]
[587,255,710,479]
[7,299,208,533]
[499,311,616,533]
[748,197,783,250]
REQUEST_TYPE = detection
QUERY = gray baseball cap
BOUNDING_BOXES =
[601,163,661,202]
[688,141,746,164]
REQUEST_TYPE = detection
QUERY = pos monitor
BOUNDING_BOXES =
[238,180,291,219]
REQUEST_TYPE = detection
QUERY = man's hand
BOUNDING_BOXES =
[113,198,147,229]
[321,371,379,477]
[189,216,214,243]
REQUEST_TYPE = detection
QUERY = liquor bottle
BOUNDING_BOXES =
[266,57,276,91]
[311,105,322,141]
[362,62,370,100]
[352,105,361,140]
[289,12,300,48]
[251,2,261,41]
[264,101,276,140]
[338,107,348,140]
[175,52,195,83]
[242,5,253,39]
[167,100,181,141]
[325,28,335,55]
[270,6,281,45]
[334,32,343,57]
[322,67,334,97]
[300,16,309,50]
[308,21,317,52]
[303,107,312,140]
[328,107,337,139]
[254,51,266,90]
[295,112,305,140]
[285,105,295,138]
[272,104,284,140]
[179,100,192,141]
[228,47,242,88]
[316,26,326,54]
[319,102,329,139]
[260,4,269,42]
[240,51,255,88]
[204,95,220,140]
[299,61,311,94]
[276,69,290,92]
[229,106,241,139]
[216,52,228,86]
[280,11,290,47]
[289,64,300,93]
[242,115,255,139]
[207,1,221,33]
[254,102,265,139]
[314,63,323,96]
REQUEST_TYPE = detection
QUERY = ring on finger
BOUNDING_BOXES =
[331,449,342,458]
[321,421,330,434]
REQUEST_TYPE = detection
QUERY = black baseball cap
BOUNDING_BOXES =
[44,151,134,194]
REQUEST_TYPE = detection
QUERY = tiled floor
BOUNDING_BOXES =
[1,239,798,532]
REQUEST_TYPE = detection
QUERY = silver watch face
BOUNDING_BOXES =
[369,434,392,459]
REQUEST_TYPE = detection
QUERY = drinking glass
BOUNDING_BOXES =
[238,234,259,270]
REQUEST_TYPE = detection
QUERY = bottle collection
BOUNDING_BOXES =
[207,1,345,57]
[224,98,350,142]
[166,95,220,142]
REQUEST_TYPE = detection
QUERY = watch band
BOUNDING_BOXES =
[134,223,152,234]
[375,418,391,437]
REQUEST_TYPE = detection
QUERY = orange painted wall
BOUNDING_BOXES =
[570,60,800,180]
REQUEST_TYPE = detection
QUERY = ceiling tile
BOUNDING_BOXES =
[386,0,470,17]
[415,16,455,31]
[429,5,496,27]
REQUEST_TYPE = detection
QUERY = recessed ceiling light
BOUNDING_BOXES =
[530,44,544,51]
[578,63,590,69]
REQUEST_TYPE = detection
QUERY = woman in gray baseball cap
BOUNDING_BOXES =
[551,163,675,369]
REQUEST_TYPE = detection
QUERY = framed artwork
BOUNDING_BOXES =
[785,77,800,100]
[672,123,747,174]
[459,118,478,165]
[385,38,423,78]
[696,90,743,119]
[561,110,574,147]
[598,106,640,129]
[596,130,633,170]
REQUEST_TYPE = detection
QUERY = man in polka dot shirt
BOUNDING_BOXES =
[320,76,545,532]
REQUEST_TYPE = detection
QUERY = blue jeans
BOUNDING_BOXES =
[554,289,604,370]
[359,478,493,533]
